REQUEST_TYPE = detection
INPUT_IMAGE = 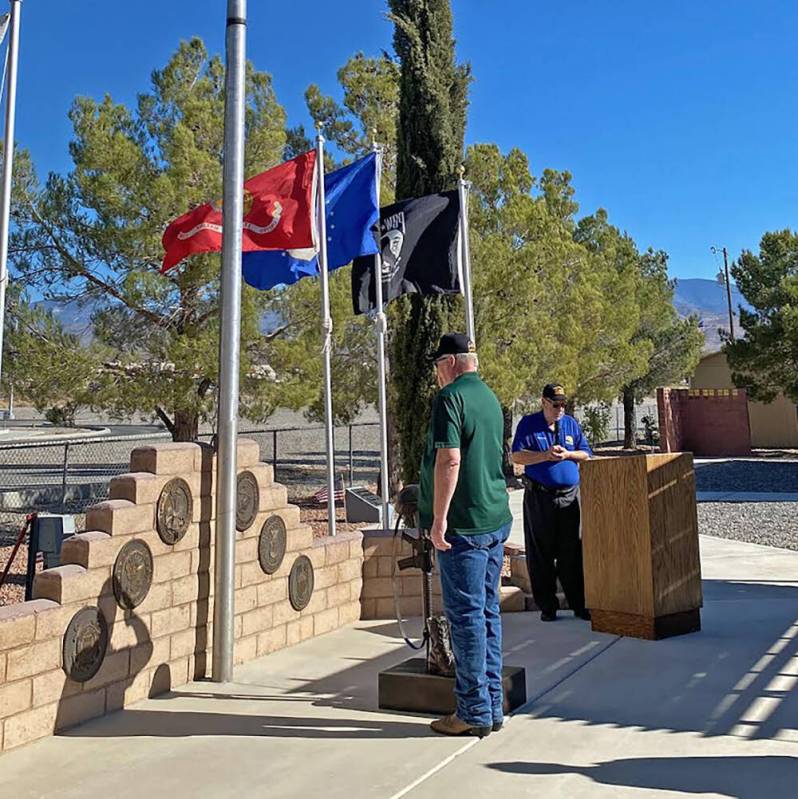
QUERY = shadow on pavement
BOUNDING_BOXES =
[486,756,797,799]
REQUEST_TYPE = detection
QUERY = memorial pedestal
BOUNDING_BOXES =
[580,453,702,640]
[378,657,526,716]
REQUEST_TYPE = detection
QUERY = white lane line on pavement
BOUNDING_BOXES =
[387,738,480,799]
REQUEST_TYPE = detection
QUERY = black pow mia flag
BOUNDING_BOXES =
[351,190,462,315]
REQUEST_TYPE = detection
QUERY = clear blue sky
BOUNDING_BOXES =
[11,1,798,279]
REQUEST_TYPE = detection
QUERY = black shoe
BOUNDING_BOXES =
[540,610,557,622]
[574,609,591,621]
[492,720,504,732]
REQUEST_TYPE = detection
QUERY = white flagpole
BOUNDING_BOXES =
[0,3,21,419]
[371,141,391,529]
[316,127,336,537]
[457,167,476,345]
[212,0,247,683]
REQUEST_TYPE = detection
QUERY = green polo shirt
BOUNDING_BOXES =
[418,372,512,535]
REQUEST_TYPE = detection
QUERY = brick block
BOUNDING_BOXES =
[273,601,301,626]
[313,565,339,591]
[151,605,191,638]
[377,556,396,578]
[362,532,397,557]
[239,560,266,588]
[236,439,262,468]
[0,679,32,719]
[171,572,210,606]
[338,601,362,626]
[324,540,351,567]
[192,546,213,576]
[85,499,154,537]
[303,588,327,616]
[509,555,531,594]
[190,598,213,628]
[109,617,150,652]
[6,639,61,681]
[306,546,326,571]
[235,537,258,564]
[338,558,362,583]
[192,494,215,524]
[235,585,258,614]
[31,669,81,708]
[349,537,365,559]
[285,526,314,553]
[0,603,38,649]
[349,578,363,602]
[172,524,201,553]
[33,564,111,605]
[256,625,286,656]
[286,621,301,647]
[361,576,393,599]
[169,657,190,689]
[234,635,258,665]
[82,650,131,692]
[55,688,106,732]
[241,606,273,637]
[60,531,117,569]
[194,442,216,473]
[133,581,172,615]
[3,703,57,750]
[152,551,192,583]
[326,582,351,608]
[313,608,340,636]
[130,442,200,476]
[363,557,378,578]
[257,578,288,606]
[360,598,377,620]
[131,636,170,675]
[109,472,164,505]
[0,652,6,682]
[499,586,526,613]
[260,484,288,511]
[170,628,207,660]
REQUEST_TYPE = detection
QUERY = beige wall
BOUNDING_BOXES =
[691,352,798,448]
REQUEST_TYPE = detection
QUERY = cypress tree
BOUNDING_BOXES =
[387,0,471,484]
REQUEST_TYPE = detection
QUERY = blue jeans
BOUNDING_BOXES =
[436,522,512,727]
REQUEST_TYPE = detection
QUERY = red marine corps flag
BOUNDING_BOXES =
[161,150,318,272]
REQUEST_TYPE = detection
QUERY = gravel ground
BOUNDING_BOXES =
[697,502,798,552]
[694,460,798,492]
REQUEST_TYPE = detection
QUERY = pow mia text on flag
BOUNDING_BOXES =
[351,190,461,315]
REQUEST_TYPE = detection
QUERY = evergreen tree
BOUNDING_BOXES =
[387,0,471,485]
[726,229,798,401]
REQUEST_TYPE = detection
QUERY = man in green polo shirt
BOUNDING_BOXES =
[418,332,512,738]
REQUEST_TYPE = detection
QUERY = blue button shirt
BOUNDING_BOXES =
[511,412,592,488]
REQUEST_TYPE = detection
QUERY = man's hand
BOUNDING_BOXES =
[430,518,451,551]
[547,445,567,461]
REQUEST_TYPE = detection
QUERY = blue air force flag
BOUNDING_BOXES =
[242,153,380,290]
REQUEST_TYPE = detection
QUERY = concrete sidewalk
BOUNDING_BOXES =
[1,535,797,798]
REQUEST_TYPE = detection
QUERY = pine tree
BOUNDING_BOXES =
[387,0,471,484]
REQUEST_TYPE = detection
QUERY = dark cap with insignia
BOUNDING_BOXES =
[542,383,567,401]
[432,332,476,361]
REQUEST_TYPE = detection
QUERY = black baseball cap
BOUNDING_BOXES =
[542,383,567,401]
[431,332,475,361]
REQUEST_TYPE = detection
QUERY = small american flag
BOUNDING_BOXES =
[313,475,346,504]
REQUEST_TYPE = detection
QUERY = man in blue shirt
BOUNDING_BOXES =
[511,383,592,622]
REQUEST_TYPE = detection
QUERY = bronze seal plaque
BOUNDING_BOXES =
[288,555,314,611]
[258,515,287,574]
[157,477,193,544]
[113,539,153,609]
[236,470,259,531]
[63,606,108,683]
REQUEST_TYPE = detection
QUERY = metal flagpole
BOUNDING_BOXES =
[212,0,247,683]
[0,2,21,419]
[316,127,336,537]
[457,167,476,344]
[371,141,390,529]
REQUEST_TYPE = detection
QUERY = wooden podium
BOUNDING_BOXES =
[580,453,702,640]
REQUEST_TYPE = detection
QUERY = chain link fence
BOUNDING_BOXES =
[0,423,381,540]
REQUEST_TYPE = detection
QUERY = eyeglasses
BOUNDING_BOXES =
[545,398,566,409]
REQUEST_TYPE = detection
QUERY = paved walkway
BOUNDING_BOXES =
[2,534,796,797]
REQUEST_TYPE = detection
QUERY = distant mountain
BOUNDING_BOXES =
[672,278,751,352]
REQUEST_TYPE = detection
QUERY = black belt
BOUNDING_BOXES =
[523,477,576,497]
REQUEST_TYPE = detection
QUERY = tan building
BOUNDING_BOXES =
[690,351,798,448]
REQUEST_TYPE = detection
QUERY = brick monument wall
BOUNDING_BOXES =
[0,439,363,753]
[657,387,752,456]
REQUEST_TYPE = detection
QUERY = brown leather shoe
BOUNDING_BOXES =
[430,713,491,738]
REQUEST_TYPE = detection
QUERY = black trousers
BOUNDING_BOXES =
[522,485,586,615]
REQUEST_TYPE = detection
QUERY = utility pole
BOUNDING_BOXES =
[0,2,22,420]
[722,247,735,342]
